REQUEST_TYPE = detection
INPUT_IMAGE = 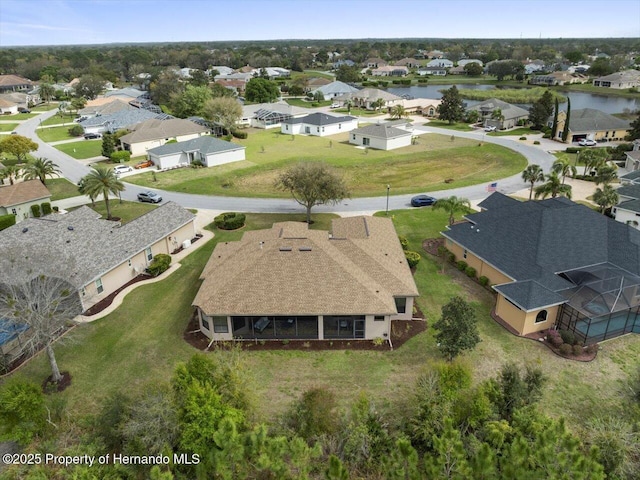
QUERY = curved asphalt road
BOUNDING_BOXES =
[16,109,557,213]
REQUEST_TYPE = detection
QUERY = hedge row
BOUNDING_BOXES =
[110,151,131,163]
[214,212,246,230]
[0,214,16,231]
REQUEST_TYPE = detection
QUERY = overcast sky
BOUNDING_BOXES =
[1,0,639,47]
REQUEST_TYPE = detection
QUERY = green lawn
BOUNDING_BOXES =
[47,178,80,201]
[40,112,76,126]
[0,123,18,132]
[10,208,639,430]
[69,200,158,223]
[32,103,60,112]
[55,140,103,159]
[126,130,526,197]
[333,107,384,117]
[7,113,37,120]
[488,127,542,137]
[425,120,474,131]
[37,125,78,142]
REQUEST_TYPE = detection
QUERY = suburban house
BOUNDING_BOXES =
[458,59,483,67]
[343,88,403,111]
[467,98,529,130]
[443,193,640,345]
[395,57,423,68]
[371,66,409,77]
[207,66,234,76]
[622,140,640,172]
[103,87,147,100]
[0,92,37,109]
[426,59,454,68]
[530,72,588,86]
[307,77,332,89]
[349,122,413,150]
[310,81,359,99]
[0,98,18,114]
[613,183,640,229]
[592,70,640,89]
[119,118,210,156]
[552,108,630,143]
[417,66,447,76]
[79,108,164,135]
[397,98,441,116]
[448,66,467,75]
[366,58,387,69]
[239,102,307,129]
[78,98,134,119]
[523,60,546,75]
[192,216,419,342]
[281,112,358,137]
[146,136,246,169]
[0,75,34,94]
[0,202,196,311]
[0,180,52,223]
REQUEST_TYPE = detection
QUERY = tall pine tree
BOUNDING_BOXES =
[551,97,559,139]
[561,98,571,142]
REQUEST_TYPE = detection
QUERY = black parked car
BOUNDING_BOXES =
[137,191,163,203]
[411,195,437,207]
[83,132,101,139]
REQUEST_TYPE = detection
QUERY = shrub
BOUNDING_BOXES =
[565,147,580,154]
[465,266,476,277]
[231,129,248,139]
[543,133,551,139]
[457,260,468,271]
[0,214,16,231]
[191,159,205,168]
[447,252,456,263]
[585,343,598,355]
[30,204,41,218]
[282,339,290,345]
[214,212,246,230]
[533,140,540,145]
[110,151,131,163]
[372,337,385,346]
[558,344,573,356]
[398,235,409,250]
[519,136,527,140]
[559,329,577,346]
[41,202,52,215]
[550,335,564,347]
[572,344,584,356]
[478,276,489,286]
[146,253,171,277]
[437,245,449,257]
[68,124,84,137]
[405,250,421,268]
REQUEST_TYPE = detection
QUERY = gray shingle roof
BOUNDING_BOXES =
[620,170,640,182]
[283,112,357,126]
[494,280,566,311]
[0,202,194,288]
[80,108,162,131]
[442,197,640,309]
[311,81,359,96]
[351,123,411,139]
[478,192,520,211]
[567,108,630,132]
[147,136,244,157]
[467,98,529,121]
[616,184,640,200]
[119,118,208,144]
[616,199,640,213]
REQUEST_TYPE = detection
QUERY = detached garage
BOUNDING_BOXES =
[349,123,413,151]
[147,136,246,170]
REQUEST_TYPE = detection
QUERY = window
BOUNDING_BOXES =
[317,127,320,133]
[363,137,370,146]
[145,247,153,261]
[535,310,548,324]
[352,134,356,140]
[322,127,325,132]
[374,315,385,321]
[201,316,210,331]
[11,208,17,215]
[395,297,406,314]
[213,316,229,333]
[96,278,103,294]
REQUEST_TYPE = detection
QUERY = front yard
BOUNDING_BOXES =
[54,140,103,159]
[125,129,527,197]
[37,125,78,142]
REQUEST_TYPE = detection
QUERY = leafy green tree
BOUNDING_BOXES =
[561,97,571,142]
[170,84,212,118]
[245,77,280,103]
[79,166,125,220]
[487,60,523,81]
[38,82,56,103]
[551,155,577,184]
[433,196,471,225]
[463,62,483,76]
[437,86,464,124]
[101,133,116,158]
[529,90,554,129]
[372,97,386,112]
[325,455,349,480]
[391,104,407,119]
[336,64,362,83]
[593,184,619,214]
[490,363,546,421]
[188,69,210,87]
[522,164,545,200]
[289,387,339,442]
[0,379,47,445]
[589,57,614,77]
[150,70,184,106]
[580,148,608,176]
[203,97,242,134]
[565,51,585,64]
[383,439,421,480]
[0,134,38,161]
[75,74,105,100]
[626,116,640,141]
[21,157,61,185]
[275,162,350,223]
[70,96,87,115]
[433,296,481,361]
[534,172,572,199]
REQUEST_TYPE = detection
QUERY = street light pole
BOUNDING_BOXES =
[386,184,390,215]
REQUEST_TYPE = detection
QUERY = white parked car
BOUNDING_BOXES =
[113,165,133,174]
[484,125,496,132]
[578,139,597,147]
[330,103,341,109]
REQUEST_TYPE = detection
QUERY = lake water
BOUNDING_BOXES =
[387,84,640,114]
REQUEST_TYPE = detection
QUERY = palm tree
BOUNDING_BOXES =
[580,148,607,176]
[534,172,572,199]
[433,196,471,225]
[0,165,22,185]
[594,165,617,186]
[372,98,386,112]
[391,104,406,120]
[551,155,577,185]
[593,184,619,214]
[521,164,545,200]
[79,166,124,220]
[21,157,61,185]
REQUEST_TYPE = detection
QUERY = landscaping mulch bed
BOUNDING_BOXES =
[423,237,445,256]
[183,313,426,352]
[82,274,149,316]
[524,330,598,362]
[42,371,72,393]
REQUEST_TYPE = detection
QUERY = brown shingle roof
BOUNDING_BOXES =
[0,75,34,88]
[193,216,418,316]
[0,180,51,208]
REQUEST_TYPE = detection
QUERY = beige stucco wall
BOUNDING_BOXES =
[126,132,207,156]
[522,305,560,335]
[445,239,513,285]
[495,294,560,335]
[0,197,51,223]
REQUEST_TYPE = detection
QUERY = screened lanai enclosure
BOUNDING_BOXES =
[229,315,368,340]
[556,263,640,344]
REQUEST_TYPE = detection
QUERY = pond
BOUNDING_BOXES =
[387,84,640,114]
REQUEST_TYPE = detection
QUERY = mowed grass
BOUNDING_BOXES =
[55,140,102,159]
[69,200,158,223]
[425,120,474,131]
[9,208,639,430]
[47,178,80,200]
[37,126,77,142]
[40,112,76,126]
[0,123,19,132]
[126,130,527,198]
[32,104,59,112]
[488,127,542,137]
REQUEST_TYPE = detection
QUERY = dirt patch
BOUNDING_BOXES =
[82,274,150,317]
[183,312,426,352]
[42,371,72,393]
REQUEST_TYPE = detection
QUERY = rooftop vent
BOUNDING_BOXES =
[299,247,312,252]
[279,246,292,252]
[67,226,74,231]
[22,227,28,233]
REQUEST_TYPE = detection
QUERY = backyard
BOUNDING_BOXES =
[10,207,639,431]
[125,129,527,197]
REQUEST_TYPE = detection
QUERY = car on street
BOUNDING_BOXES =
[113,165,133,174]
[18,107,31,113]
[411,194,437,207]
[137,191,162,203]
[578,138,597,147]
[134,160,153,169]
[330,103,341,108]
[484,125,496,132]
[83,132,101,139]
